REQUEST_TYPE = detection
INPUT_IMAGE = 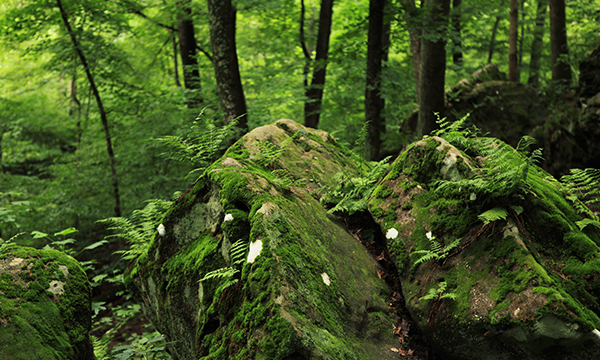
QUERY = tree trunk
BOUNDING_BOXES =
[172,32,182,87]
[518,0,525,68]
[528,0,548,86]
[401,0,421,100]
[549,0,571,82]
[68,66,83,148]
[365,0,386,161]
[417,0,450,136]
[300,0,312,90]
[451,0,463,66]
[508,0,519,82]
[488,15,502,63]
[207,0,248,132]
[177,0,202,108]
[304,0,334,129]
[56,0,121,217]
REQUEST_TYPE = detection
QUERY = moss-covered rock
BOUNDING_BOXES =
[0,246,94,360]
[370,133,600,359]
[127,119,399,359]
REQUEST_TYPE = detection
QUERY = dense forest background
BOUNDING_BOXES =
[1,0,599,355]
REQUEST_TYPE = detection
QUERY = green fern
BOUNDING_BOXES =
[326,156,391,215]
[200,239,247,288]
[0,232,23,254]
[433,135,543,203]
[412,232,461,269]
[419,281,457,302]
[478,207,508,225]
[561,168,600,229]
[154,111,238,179]
[99,199,172,260]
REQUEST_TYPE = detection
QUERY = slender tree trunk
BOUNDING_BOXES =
[177,0,202,108]
[518,0,525,68]
[488,15,502,63]
[528,0,548,86]
[365,0,386,161]
[509,0,519,82]
[207,0,248,132]
[56,0,121,217]
[417,0,450,136]
[451,0,463,66]
[172,32,182,87]
[300,0,312,90]
[401,0,421,100]
[0,131,3,174]
[304,0,334,129]
[69,66,83,148]
[549,0,571,82]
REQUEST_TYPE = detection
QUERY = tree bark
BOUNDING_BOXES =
[528,0,548,86]
[488,14,502,63]
[518,0,525,68]
[56,0,121,217]
[365,0,386,161]
[417,0,450,136]
[207,0,248,132]
[451,0,463,66]
[304,0,334,129]
[508,0,519,82]
[172,32,182,87]
[177,0,202,108]
[549,0,571,82]
[400,0,421,100]
[300,0,312,90]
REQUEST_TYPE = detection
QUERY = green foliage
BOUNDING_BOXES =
[433,125,544,204]
[154,113,239,180]
[99,199,172,261]
[419,281,457,302]
[0,233,22,255]
[93,303,172,360]
[412,232,461,269]
[561,168,600,229]
[200,239,247,290]
[478,207,508,225]
[325,157,391,215]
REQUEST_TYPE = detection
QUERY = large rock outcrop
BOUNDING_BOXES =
[369,131,600,359]
[126,119,400,359]
[0,246,94,359]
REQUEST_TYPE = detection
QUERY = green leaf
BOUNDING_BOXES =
[478,207,508,225]
[576,218,600,231]
[31,230,48,239]
[54,227,78,237]
[83,240,108,251]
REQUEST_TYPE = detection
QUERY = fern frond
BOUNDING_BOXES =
[561,168,600,221]
[478,207,508,225]
[229,239,248,266]
[154,113,238,179]
[99,199,172,260]
[200,267,238,282]
[412,250,439,267]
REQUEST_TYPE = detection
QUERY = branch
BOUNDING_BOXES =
[196,43,213,63]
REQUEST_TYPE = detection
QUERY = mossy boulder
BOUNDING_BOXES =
[0,246,94,360]
[127,119,400,359]
[369,133,600,359]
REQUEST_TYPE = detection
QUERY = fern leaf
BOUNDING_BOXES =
[200,267,238,282]
[576,218,600,231]
[478,207,508,225]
